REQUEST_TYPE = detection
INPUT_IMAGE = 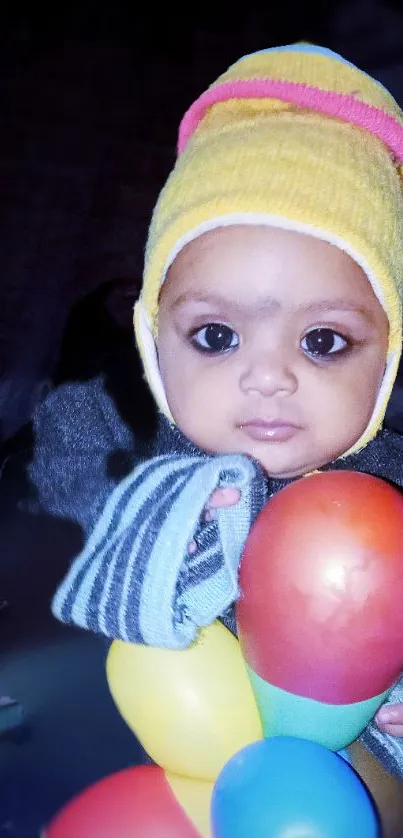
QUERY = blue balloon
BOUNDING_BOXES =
[211,737,379,838]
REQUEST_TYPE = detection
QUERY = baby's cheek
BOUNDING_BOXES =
[180,390,224,452]
[166,379,204,435]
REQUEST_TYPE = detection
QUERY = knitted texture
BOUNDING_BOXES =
[51,428,268,648]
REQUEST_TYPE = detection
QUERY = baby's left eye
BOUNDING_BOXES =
[301,328,348,357]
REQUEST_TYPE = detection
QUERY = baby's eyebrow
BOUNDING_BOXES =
[170,292,376,322]
[170,291,282,315]
[298,299,377,322]
[170,291,231,309]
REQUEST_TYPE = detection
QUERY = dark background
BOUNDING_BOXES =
[1,2,403,835]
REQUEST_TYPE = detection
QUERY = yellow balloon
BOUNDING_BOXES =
[166,772,213,838]
[106,621,262,781]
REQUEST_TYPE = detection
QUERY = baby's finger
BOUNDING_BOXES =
[375,705,403,738]
[375,722,403,738]
[208,487,241,509]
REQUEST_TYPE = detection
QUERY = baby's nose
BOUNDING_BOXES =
[239,349,298,397]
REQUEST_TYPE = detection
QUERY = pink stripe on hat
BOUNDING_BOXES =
[178,78,403,164]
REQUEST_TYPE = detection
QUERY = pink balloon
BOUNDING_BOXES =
[44,765,198,838]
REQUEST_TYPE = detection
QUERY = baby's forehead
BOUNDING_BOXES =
[163,224,359,272]
[160,225,384,319]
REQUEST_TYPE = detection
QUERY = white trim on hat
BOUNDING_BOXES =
[136,300,173,419]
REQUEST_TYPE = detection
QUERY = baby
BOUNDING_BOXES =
[50,44,403,833]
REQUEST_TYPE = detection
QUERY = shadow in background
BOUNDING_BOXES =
[0,279,157,837]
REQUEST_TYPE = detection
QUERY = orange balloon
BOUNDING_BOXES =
[237,470,403,703]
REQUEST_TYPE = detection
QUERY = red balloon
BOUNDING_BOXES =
[44,765,199,838]
[236,471,403,704]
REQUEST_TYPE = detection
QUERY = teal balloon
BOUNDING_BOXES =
[211,737,379,838]
[247,665,390,750]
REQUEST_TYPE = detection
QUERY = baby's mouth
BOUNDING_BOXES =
[239,419,301,442]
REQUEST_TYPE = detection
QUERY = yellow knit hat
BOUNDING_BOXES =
[134,44,403,457]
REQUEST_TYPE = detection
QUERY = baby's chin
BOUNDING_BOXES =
[179,425,352,481]
[225,443,351,481]
[257,460,316,481]
[254,448,352,481]
[222,442,328,482]
[191,438,325,481]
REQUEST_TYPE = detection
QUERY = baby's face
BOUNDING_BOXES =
[157,226,388,478]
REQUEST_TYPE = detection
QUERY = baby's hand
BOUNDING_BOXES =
[375,703,403,738]
[188,487,241,554]
[205,487,241,518]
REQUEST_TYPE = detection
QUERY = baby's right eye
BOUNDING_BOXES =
[190,323,239,354]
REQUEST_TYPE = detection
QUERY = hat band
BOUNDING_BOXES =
[178,78,403,165]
